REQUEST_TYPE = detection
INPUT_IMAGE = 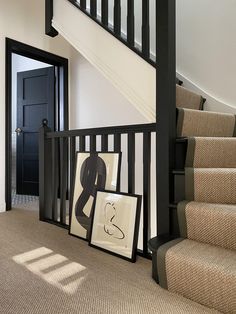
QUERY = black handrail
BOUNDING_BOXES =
[46,123,156,138]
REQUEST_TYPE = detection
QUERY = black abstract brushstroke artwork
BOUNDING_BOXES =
[75,153,107,239]
[103,202,125,240]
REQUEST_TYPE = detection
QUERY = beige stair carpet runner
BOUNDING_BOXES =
[177,108,236,137]
[185,168,236,204]
[176,85,205,110]
[178,201,236,250]
[157,239,236,314]
[186,137,236,168]
[156,86,236,314]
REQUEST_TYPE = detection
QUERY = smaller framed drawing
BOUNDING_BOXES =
[89,190,142,262]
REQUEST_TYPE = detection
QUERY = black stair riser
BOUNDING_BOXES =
[170,207,180,236]
[173,172,185,203]
[175,139,187,170]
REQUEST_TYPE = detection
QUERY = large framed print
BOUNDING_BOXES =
[69,152,121,240]
[89,190,142,262]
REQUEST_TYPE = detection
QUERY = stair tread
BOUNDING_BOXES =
[158,239,236,313]
[178,201,236,251]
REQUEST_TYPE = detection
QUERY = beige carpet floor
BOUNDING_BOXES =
[0,202,220,314]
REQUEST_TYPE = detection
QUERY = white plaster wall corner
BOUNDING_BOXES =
[0,203,6,213]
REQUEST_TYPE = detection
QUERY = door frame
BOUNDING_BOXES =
[5,38,69,210]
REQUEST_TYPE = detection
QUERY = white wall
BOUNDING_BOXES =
[69,47,147,129]
[176,0,236,112]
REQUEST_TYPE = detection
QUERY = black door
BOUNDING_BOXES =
[16,67,55,196]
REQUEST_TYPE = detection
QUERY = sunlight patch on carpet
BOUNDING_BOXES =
[13,247,87,294]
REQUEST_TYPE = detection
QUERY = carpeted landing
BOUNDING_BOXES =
[0,202,219,314]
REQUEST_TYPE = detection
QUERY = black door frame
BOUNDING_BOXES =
[5,38,69,210]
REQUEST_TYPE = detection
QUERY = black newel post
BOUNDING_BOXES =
[45,0,58,37]
[156,0,176,235]
[39,119,52,221]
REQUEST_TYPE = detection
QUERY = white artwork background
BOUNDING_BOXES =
[70,153,120,238]
[91,191,138,258]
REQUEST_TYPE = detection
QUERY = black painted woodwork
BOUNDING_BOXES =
[101,0,108,26]
[127,133,135,194]
[5,38,69,210]
[127,0,135,46]
[114,133,121,152]
[45,0,58,37]
[59,137,68,224]
[142,0,150,58]
[67,0,155,67]
[114,0,121,36]
[79,135,86,151]
[80,0,86,10]
[39,121,53,221]
[16,67,55,196]
[143,132,151,255]
[52,137,59,221]
[90,135,97,152]
[101,134,108,152]
[39,122,155,258]
[90,0,97,18]
[156,0,176,235]
[148,234,176,282]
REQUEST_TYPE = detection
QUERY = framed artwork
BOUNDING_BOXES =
[69,152,121,240]
[89,190,142,262]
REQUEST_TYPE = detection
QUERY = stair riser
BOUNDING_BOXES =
[174,173,185,203]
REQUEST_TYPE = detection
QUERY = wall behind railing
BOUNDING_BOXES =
[176,0,236,113]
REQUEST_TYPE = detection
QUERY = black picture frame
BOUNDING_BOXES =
[69,152,122,241]
[89,190,142,263]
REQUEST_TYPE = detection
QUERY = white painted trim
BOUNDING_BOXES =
[177,72,236,115]
[0,203,6,213]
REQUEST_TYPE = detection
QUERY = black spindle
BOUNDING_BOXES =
[142,0,150,58]
[90,0,97,18]
[114,0,121,36]
[102,0,108,26]
[39,120,52,221]
[101,134,108,152]
[59,137,68,224]
[128,132,135,194]
[114,133,121,152]
[90,135,96,152]
[69,137,76,195]
[143,132,151,255]
[79,135,86,151]
[80,0,86,10]
[127,0,135,46]
[52,138,59,222]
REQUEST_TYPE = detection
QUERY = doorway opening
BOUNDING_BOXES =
[6,38,68,210]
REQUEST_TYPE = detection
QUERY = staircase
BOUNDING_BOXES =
[45,1,236,312]
[151,86,236,313]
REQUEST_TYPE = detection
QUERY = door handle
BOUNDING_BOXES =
[15,127,22,136]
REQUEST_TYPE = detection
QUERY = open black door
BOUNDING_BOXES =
[16,67,55,196]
